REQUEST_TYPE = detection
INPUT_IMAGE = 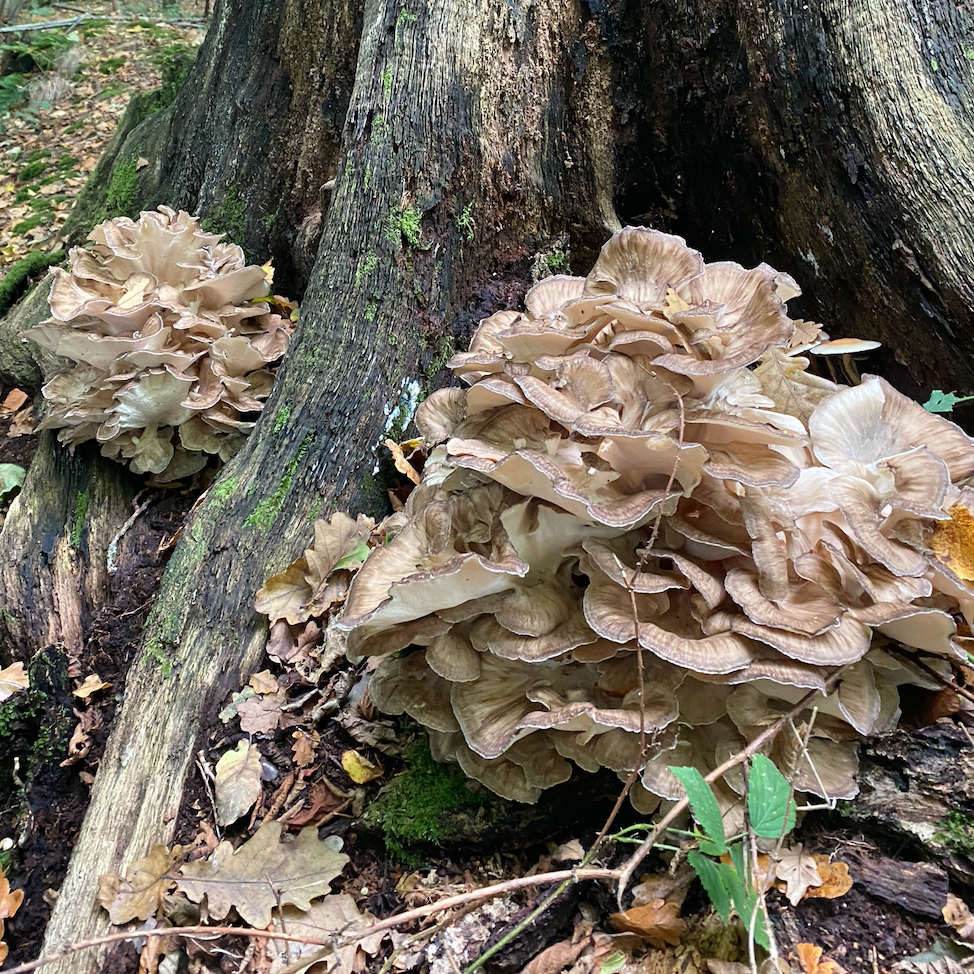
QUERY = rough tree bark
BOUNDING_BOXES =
[0,0,966,967]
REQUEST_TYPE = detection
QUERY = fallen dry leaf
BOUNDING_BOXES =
[776,844,823,905]
[6,404,33,438]
[796,943,844,974]
[0,862,23,964]
[517,935,590,974]
[214,740,263,826]
[267,619,323,667]
[630,865,694,908]
[237,689,286,734]
[255,513,373,626]
[943,892,974,941]
[549,839,585,863]
[249,669,279,694]
[802,858,852,900]
[287,779,345,828]
[96,844,185,924]
[932,505,974,582]
[608,898,687,949]
[291,729,319,768]
[341,749,383,784]
[0,662,28,702]
[176,822,349,928]
[0,389,26,413]
[59,706,103,767]
[268,894,384,974]
[73,673,111,699]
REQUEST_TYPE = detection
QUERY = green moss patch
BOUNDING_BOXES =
[362,736,493,861]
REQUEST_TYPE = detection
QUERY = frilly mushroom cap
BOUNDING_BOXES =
[332,224,974,812]
[26,206,292,481]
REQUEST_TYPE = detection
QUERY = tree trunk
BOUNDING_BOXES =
[0,0,964,967]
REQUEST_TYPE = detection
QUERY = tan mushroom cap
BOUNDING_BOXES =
[27,207,291,480]
[331,224,974,811]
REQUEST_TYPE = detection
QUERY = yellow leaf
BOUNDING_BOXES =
[384,438,421,485]
[261,260,275,286]
[73,673,112,699]
[931,504,974,581]
[341,749,383,783]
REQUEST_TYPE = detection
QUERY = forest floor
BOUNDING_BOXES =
[0,3,973,973]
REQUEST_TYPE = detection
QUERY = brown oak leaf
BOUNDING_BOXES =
[609,899,686,949]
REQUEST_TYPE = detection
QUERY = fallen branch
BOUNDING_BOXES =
[0,14,207,32]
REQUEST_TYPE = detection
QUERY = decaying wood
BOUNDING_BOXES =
[842,722,974,888]
[844,848,949,920]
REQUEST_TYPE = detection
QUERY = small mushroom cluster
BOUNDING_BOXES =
[24,206,293,481]
[338,227,974,819]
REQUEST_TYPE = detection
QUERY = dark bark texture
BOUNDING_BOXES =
[0,0,965,967]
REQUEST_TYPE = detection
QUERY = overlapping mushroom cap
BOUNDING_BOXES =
[25,206,294,481]
[335,227,974,817]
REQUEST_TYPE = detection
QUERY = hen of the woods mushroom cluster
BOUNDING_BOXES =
[24,206,294,481]
[260,227,974,825]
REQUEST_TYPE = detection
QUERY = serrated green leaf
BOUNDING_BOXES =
[728,842,771,949]
[669,765,726,853]
[687,850,731,922]
[748,753,796,839]
[0,463,25,499]
[923,390,974,413]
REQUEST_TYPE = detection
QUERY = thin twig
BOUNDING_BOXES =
[107,490,155,574]
[888,646,974,707]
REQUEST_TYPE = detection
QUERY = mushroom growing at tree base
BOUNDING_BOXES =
[259,227,974,829]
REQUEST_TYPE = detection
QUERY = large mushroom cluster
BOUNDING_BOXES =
[24,206,293,481]
[337,227,974,821]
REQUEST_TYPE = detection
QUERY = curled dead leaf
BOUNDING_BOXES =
[608,898,687,949]
[73,673,111,699]
[384,438,422,485]
[802,858,852,900]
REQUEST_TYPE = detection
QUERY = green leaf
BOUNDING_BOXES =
[332,539,371,571]
[0,463,25,499]
[687,850,731,923]
[669,765,726,854]
[727,843,771,950]
[598,951,627,974]
[923,390,974,413]
[748,753,796,839]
